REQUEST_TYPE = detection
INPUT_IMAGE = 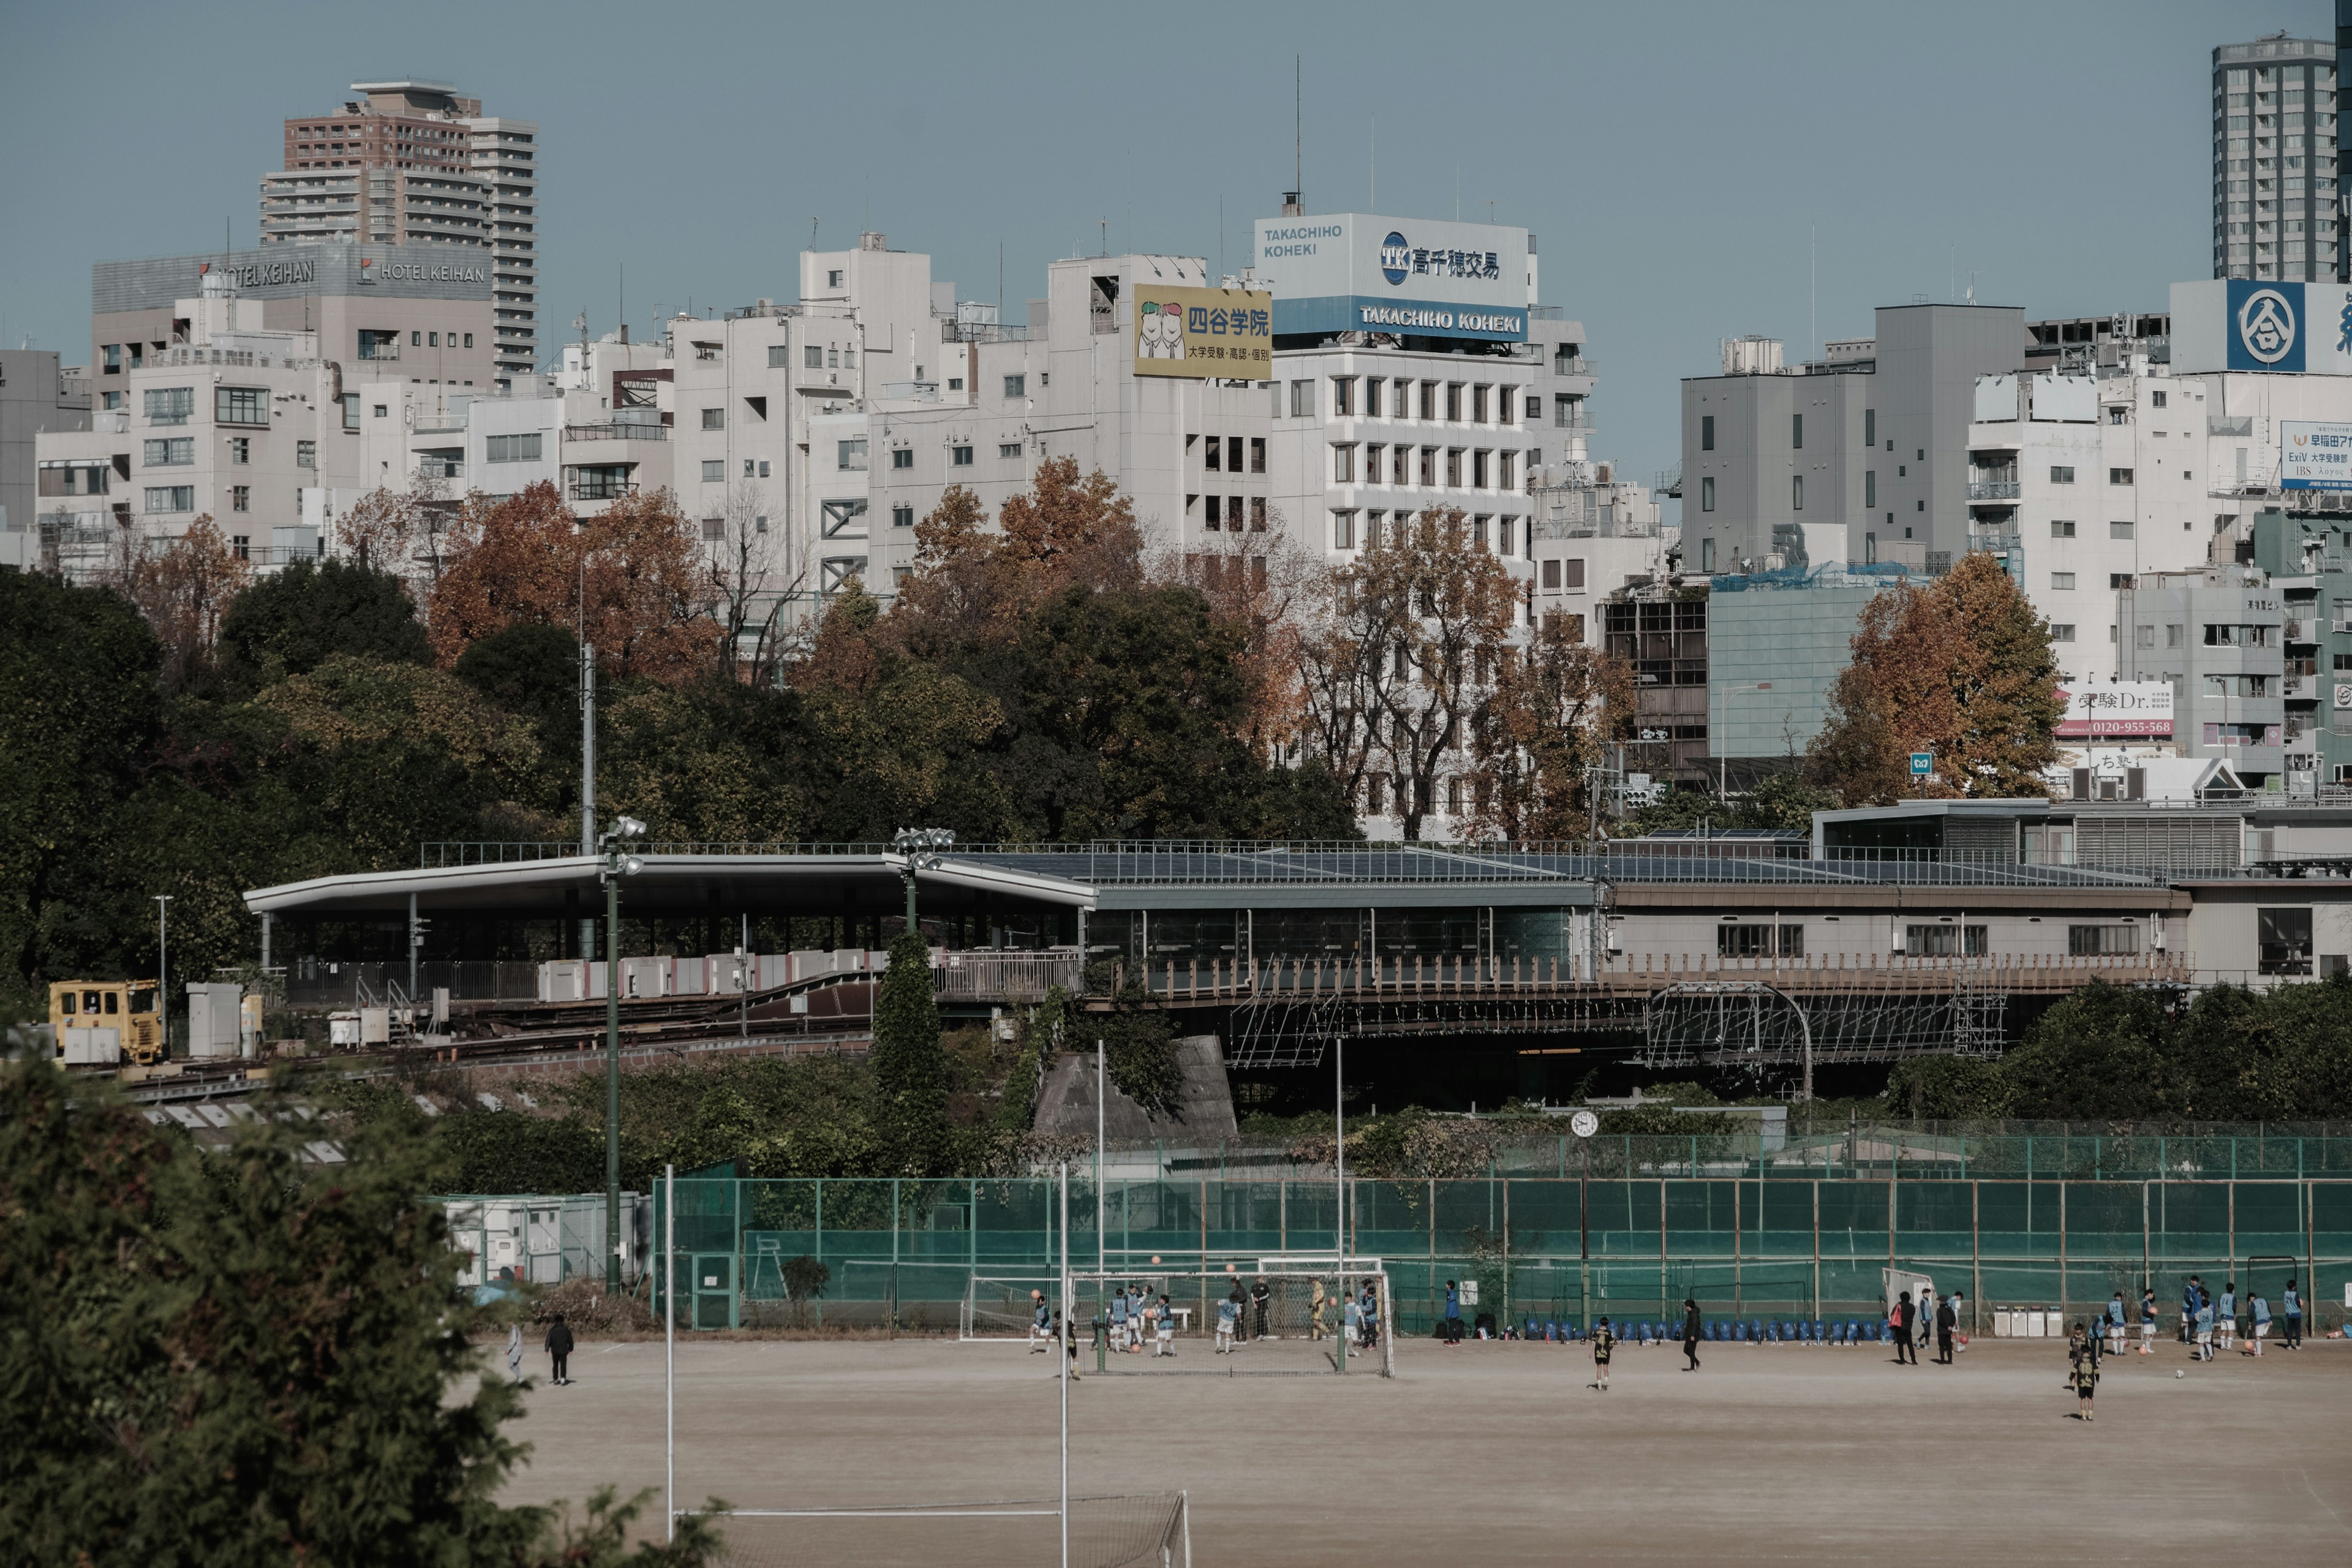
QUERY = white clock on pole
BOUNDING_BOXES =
[1570,1110,1599,1139]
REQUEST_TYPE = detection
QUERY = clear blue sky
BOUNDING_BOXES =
[0,0,2316,496]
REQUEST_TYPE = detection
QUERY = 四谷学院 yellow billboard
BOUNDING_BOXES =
[1133,287,1273,380]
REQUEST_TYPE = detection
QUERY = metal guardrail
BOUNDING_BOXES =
[1967,480,2020,500]
[564,423,668,442]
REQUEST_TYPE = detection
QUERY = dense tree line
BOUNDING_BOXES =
[0,464,1351,1017]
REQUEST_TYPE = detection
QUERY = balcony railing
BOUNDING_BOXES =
[564,423,668,442]
[1967,480,2021,500]
[567,478,639,502]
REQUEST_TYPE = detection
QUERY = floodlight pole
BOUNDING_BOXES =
[154,895,172,1054]
[664,1162,675,1543]
[1058,1159,1070,1568]
[1096,1040,1106,1275]
[1335,1033,1346,1376]
[605,865,622,1290]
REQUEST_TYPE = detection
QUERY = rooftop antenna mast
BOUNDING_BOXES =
[1294,55,1302,208]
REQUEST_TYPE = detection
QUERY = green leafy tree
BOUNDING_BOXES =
[0,573,163,1016]
[214,558,432,692]
[867,930,948,1173]
[1996,982,2180,1119]
[0,1061,722,1566]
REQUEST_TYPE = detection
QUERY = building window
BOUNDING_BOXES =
[837,439,867,471]
[1446,448,1463,487]
[230,534,250,559]
[230,486,249,513]
[821,499,869,537]
[1542,559,1561,589]
[2051,519,2076,538]
[296,440,316,469]
[145,386,194,426]
[2067,924,2140,958]
[2109,520,2134,539]
[769,345,791,368]
[758,460,771,478]
[701,407,724,430]
[227,437,249,465]
[102,344,121,373]
[2051,572,2075,590]
[342,395,360,432]
[1701,537,1716,572]
[2051,623,2076,643]
[2051,465,2075,483]
[1332,510,1357,549]
[1204,496,1221,530]
[998,443,1021,459]
[411,331,422,347]
[1332,377,1354,416]
[486,433,542,462]
[1446,383,1463,421]
[1289,379,1315,418]
[1905,924,1986,957]
[143,485,194,513]
[357,330,399,361]
[1472,385,1490,423]
[1864,408,1875,446]
[1419,447,1436,486]
[1250,496,1267,532]
[1420,380,1438,420]
[701,516,725,541]
[1250,437,1266,473]
[1792,475,1804,510]
[1720,924,1805,958]
[743,460,756,478]
[374,404,388,418]
[892,505,914,527]
[2109,467,2133,484]
[1333,444,1357,483]
[1525,394,1540,421]
[2152,390,2168,408]
[1472,450,1490,488]
[952,445,974,466]
[1792,412,1803,449]
[143,438,193,467]
[1864,470,1875,508]
[2256,908,2311,976]
[2111,573,2137,590]
[756,515,770,533]
[1701,477,1715,512]
[701,460,724,482]
[1004,374,1026,398]
[804,345,824,369]
[891,448,914,469]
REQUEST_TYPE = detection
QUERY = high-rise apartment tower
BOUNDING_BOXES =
[259,80,539,383]
[2212,34,2337,281]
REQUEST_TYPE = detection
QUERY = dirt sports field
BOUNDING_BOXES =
[497,1332,2352,1565]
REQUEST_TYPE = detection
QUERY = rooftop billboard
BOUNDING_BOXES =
[1250,213,1531,342]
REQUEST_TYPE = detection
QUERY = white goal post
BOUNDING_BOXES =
[1057,1265,1396,1378]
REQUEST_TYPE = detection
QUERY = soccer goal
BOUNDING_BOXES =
[704,1490,1189,1568]
[1069,1265,1396,1378]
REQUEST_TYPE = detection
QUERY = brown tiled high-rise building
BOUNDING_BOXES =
[259,80,539,384]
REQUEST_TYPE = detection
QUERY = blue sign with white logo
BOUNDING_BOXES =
[1910,753,1933,777]
[1379,232,1411,285]
[2228,279,2305,372]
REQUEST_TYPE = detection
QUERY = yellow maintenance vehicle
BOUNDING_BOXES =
[48,980,166,1067]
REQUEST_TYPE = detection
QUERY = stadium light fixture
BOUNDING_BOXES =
[890,826,956,933]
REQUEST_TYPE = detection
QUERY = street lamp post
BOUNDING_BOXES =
[890,827,954,935]
[1715,682,1773,802]
[599,815,647,1291]
[154,895,173,1055]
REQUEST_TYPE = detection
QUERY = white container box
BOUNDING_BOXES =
[63,1025,121,1065]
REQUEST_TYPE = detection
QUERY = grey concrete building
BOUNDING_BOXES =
[2116,564,2288,788]
[2212,34,2337,282]
[0,350,92,557]
[1681,304,2026,579]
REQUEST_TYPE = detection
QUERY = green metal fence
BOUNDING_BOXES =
[644,1170,2352,1341]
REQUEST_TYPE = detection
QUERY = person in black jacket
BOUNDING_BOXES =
[544,1313,575,1385]
[1934,1294,1957,1365]
[1250,1276,1273,1341]
[1891,1292,1917,1364]
[1682,1297,1703,1371]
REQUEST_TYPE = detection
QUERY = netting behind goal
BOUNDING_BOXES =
[707,1492,1188,1568]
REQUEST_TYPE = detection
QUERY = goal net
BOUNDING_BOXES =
[1069,1267,1395,1378]
[706,1491,1189,1568]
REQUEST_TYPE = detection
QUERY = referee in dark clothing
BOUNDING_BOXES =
[1934,1294,1957,1364]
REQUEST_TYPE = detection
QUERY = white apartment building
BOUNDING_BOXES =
[36,273,347,573]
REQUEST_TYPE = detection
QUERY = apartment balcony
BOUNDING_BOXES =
[1967,480,2021,500]
[563,423,667,442]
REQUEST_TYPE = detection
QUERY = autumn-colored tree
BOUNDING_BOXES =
[428,481,718,682]
[1301,506,1518,839]
[1807,552,2061,804]
[892,459,1144,649]
[1155,526,1324,762]
[1463,614,1634,842]
[115,516,252,690]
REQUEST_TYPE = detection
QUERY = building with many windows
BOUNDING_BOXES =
[260,80,540,384]
[2212,34,2338,282]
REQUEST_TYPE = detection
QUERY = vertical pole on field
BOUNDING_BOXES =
[664,1163,675,1542]
[1059,1159,1070,1568]
[1335,1033,1346,1375]
[1096,1041,1106,1278]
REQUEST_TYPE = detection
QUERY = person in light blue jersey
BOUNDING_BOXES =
[2217,1281,2237,1354]
[2283,1278,2304,1349]
[2246,1289,2271,1356]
